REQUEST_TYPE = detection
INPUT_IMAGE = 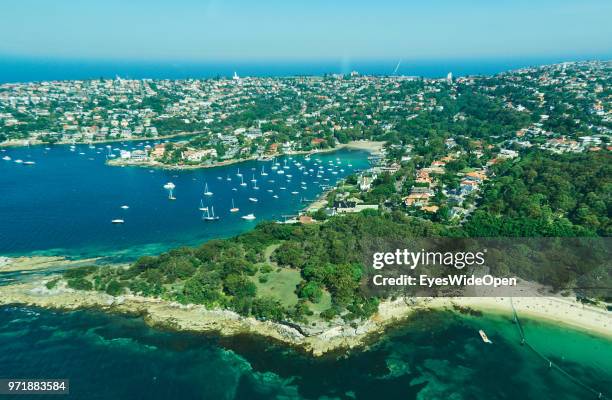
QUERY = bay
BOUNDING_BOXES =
[0,142,369,260]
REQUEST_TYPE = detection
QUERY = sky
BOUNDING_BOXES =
[1,0,611,62]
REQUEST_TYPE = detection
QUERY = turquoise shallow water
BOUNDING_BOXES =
[0,306,610,400]
[0,143,369,260]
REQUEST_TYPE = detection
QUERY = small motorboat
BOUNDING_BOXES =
[479,330,493,344]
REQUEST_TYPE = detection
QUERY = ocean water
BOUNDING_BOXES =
[0,143,370,260]
[0,306,610,400]
[0,56,596,83]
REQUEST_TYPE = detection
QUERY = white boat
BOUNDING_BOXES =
[273,194,279,199]
[241,213,256,220]
[479,330,493,344]
[121,205,129,209]
[204,183,213,196]
[163,182,176,200]
[199,200,208,211]
[286,174,293,178]
[250,174,256,182]
[291,191,299,195]
[202,206,219,221]
[277,169,284,175]
[248,197,258,202]
[261,166,268,176]
[226,175,231,181]
[230,199,239,213]
[236,168,242,177]
[253,179,259,190]
[2,156,11,161]
[14,159,23,164]
[111,219,125,224]
[240,176,247,187]
[23,161,35,165]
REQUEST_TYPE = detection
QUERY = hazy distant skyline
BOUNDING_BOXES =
[2,0,612,62]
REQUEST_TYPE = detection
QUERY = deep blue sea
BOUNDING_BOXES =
[0,56,600,83]
[0,142,370,260]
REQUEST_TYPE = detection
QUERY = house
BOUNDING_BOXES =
[311,137,326,146]
[499,149,519,159]
[130,150,147,161]
[359,174,376,191]
[151,144,166,158]
[182,148,217,162]
[298,215,315,224]
[404,187,433,206]
[267,143,279,154]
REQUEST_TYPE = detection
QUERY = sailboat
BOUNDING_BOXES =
[202,205,219,221]
[241,213,256,220]
[240,176,247,186]
[261,166,268,176]
[230,199,239,213]
[250,173,256,182]
[236,168,242,177]
[283,159,289,169]
[163,182,176,200]
[226,175,231,181]
[199,199,207,211]
[253,179,259,190]
[271,158,278,170]
[204,183,213,196]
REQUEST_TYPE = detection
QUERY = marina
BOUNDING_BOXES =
[0,143,370,259]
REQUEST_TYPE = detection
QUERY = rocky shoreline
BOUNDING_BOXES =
[1,277,610,357]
